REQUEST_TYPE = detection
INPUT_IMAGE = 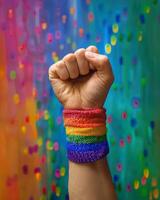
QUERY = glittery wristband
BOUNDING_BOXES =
[63,108,109,163]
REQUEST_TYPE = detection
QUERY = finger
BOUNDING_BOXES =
[74,48,89,75]
[85,51,114,84]
[63,53,79,79]
[86,45,99,70]
[48,61,70,81]
[56,61,70,80]
[86,45,99,54]
[48,64,59,81]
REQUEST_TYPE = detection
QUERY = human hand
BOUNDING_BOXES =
[48,46,114,109]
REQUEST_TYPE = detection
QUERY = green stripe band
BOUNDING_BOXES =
[66,135,106,144]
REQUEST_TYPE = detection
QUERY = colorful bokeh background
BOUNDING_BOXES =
[0,0,160,199]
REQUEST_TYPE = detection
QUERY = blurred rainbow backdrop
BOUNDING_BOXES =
[0,0,160,199]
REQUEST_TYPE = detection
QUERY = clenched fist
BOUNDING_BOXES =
[48,46,114,109]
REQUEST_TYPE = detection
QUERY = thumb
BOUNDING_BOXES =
[85,51,114,84]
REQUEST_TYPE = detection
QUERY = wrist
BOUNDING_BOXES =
[63,108,109,164]
[63,99,105,110]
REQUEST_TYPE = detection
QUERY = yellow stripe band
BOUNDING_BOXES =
[65,126,107,136]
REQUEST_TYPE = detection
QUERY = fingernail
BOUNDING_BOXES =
[85,51,96,58]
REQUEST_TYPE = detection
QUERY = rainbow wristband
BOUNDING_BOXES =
[63,108,109,163]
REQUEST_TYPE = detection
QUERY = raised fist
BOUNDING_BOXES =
[48,46,114,109]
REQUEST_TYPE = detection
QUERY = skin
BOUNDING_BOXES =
[48,46,117,200]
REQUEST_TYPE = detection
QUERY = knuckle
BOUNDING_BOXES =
[63,53,75,62]
[100,55,109,66]
[75,48,85,56]
[48,64,54,75]
[87,45,98,53]
[56,60,64,68]
[48,63,59,80]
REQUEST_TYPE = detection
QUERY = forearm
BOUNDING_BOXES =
[68,158,117,200]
